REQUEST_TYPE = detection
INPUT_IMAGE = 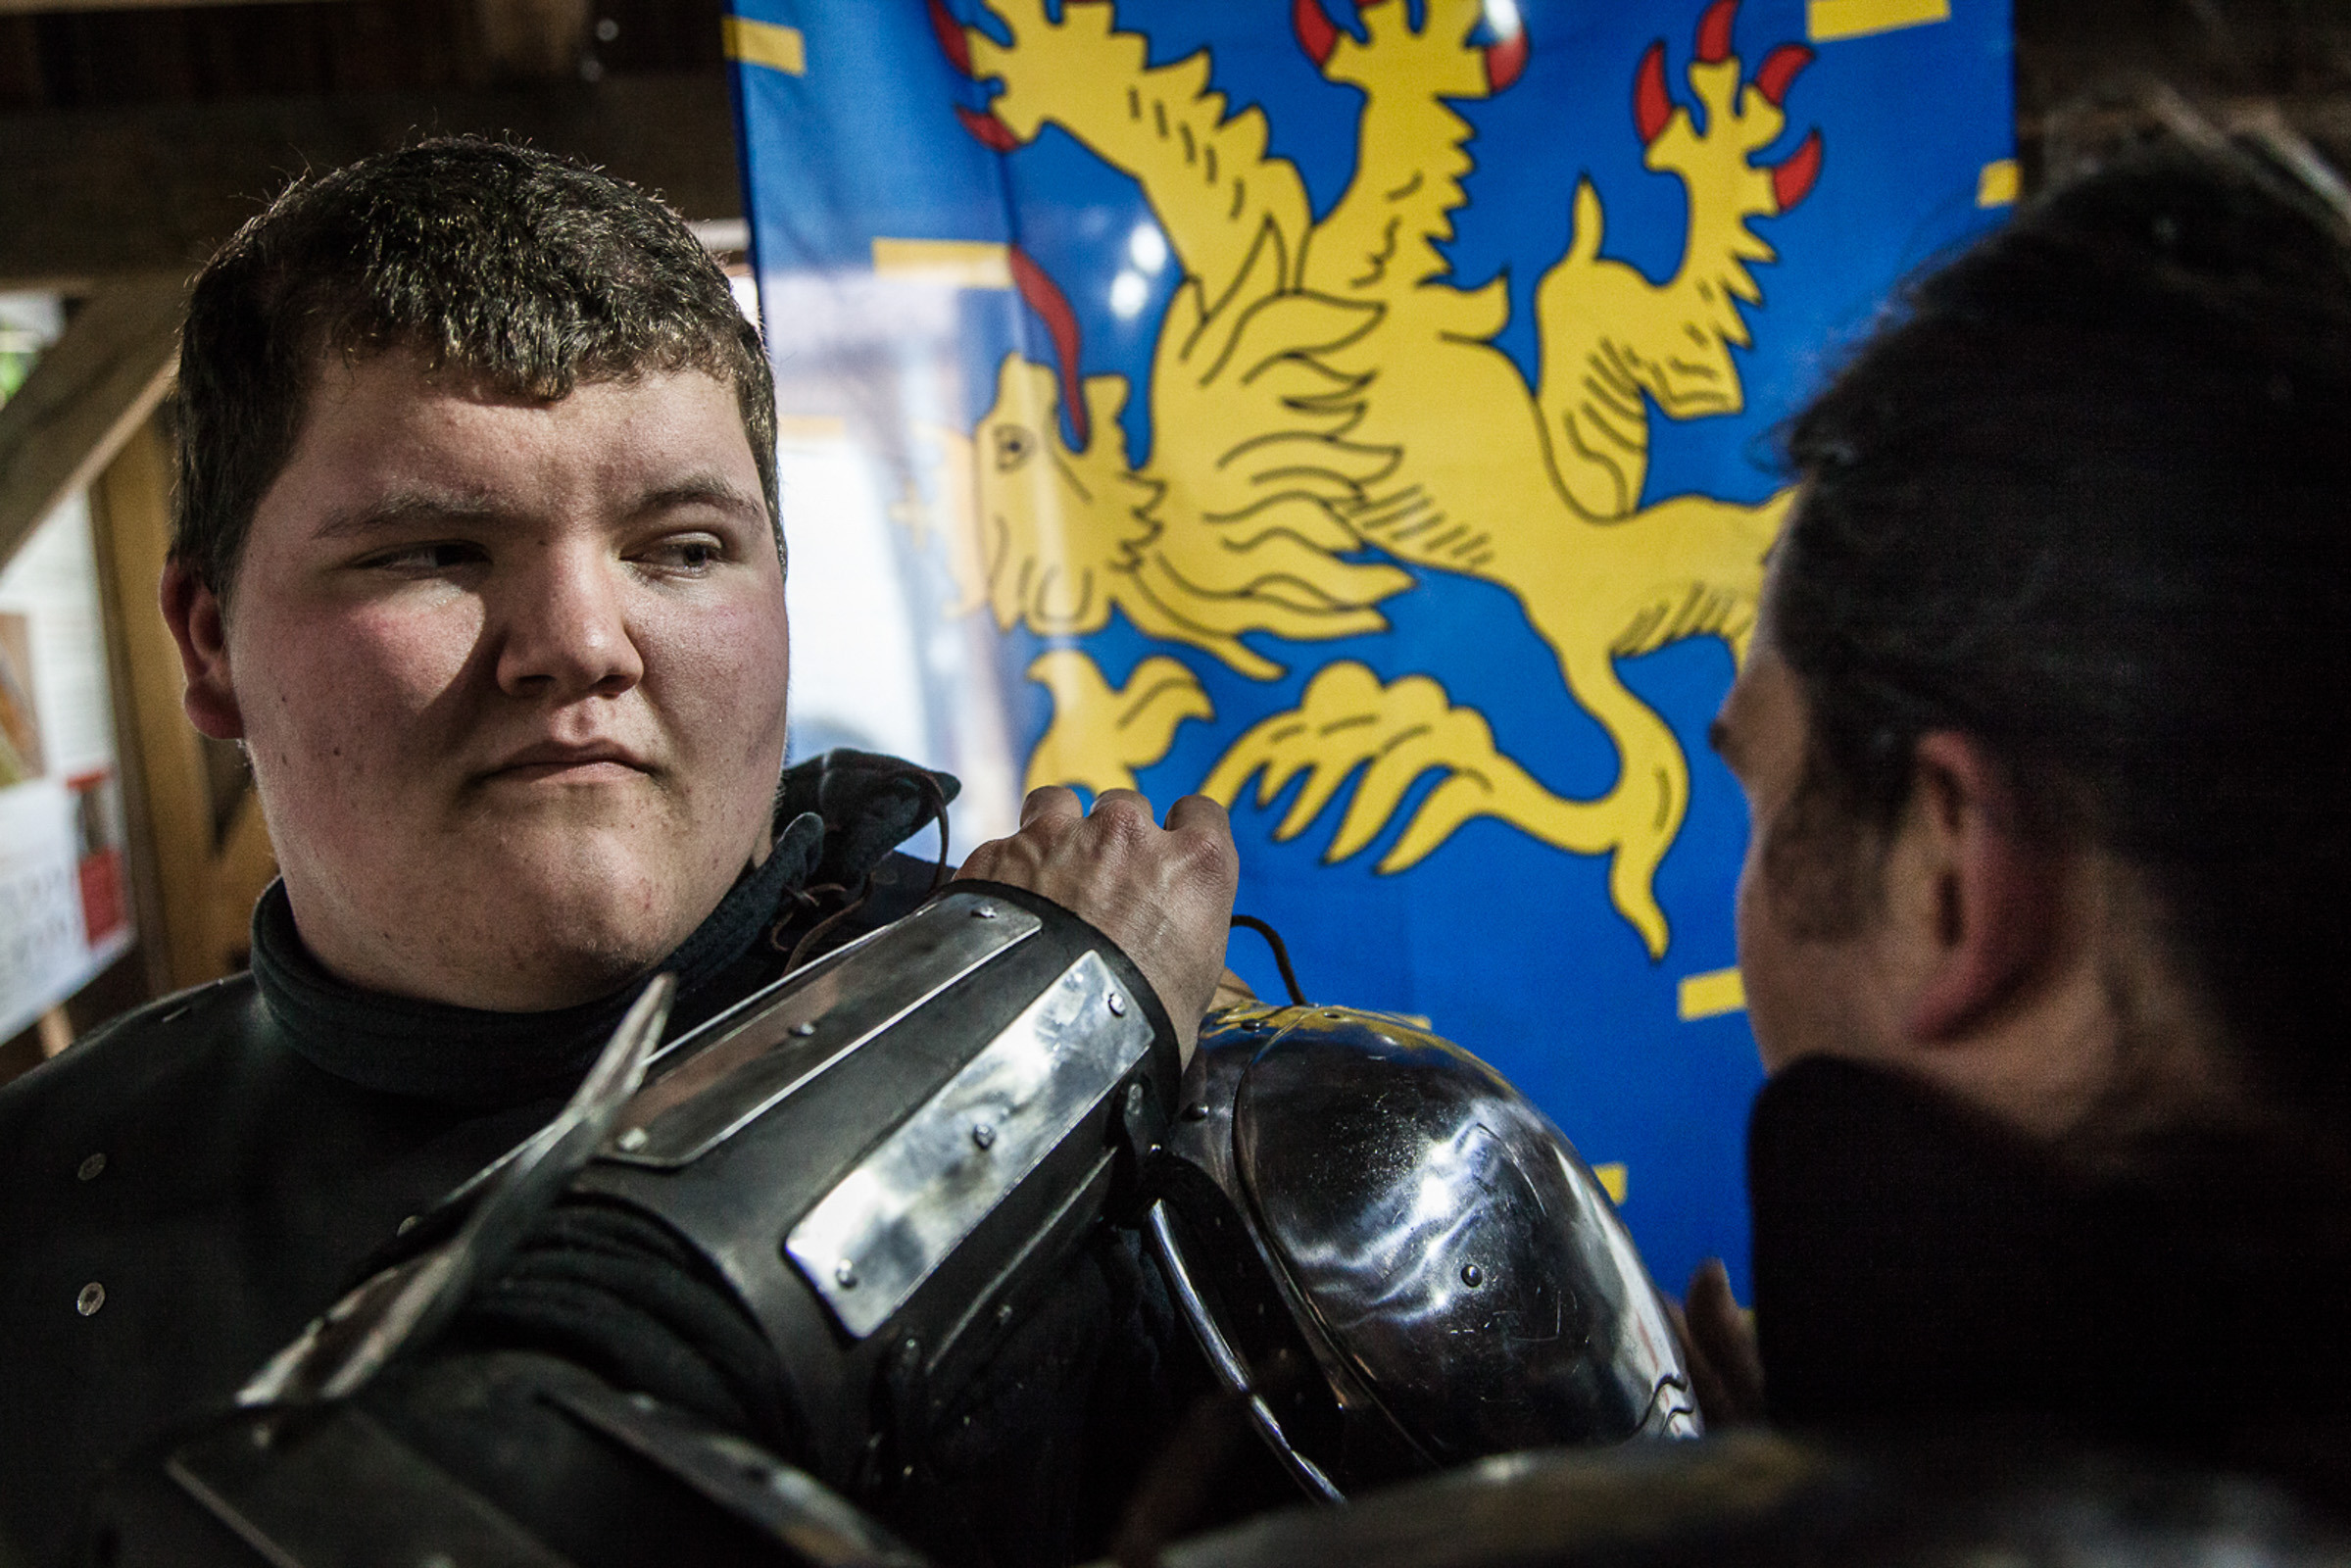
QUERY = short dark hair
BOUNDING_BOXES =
[172,136,777,601]
[1773,137,2351,1103]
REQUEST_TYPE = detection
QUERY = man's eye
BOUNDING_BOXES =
[641,537,724,571]
[367,542,483,572]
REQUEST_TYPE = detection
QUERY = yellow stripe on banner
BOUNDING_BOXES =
[774,415,848,445]
[721,17,806,75]
[1977,158,2021,208]
[1807,0,1950,42]
[1594,1163,1629,1205]
[871,238,1015,289]
[1678,966,1746,1021]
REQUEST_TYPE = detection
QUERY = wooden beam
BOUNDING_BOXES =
[0,68,740,289]
[474,0,590,80]
[86,414,209,991]
[0,271,181,574]
[81,411,176,1000]
[0,0,347,11]
[87,413,278,992]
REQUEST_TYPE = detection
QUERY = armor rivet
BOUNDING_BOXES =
[1181,1103,1209,1121]
[616,1127,650,1152]
[1460,1263,1485,1290]
[76,1152,105,1182]
[996,1302,1014,1326]
[971,1121,997,1151]
[973,904,998,919]
[836,1259,858,1288]
[791,1021,816,1037]
[75,1282,104,1316]
[1106,992,1126,1017]
[397,1214,420,1236]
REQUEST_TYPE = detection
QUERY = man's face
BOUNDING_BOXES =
[194,351,788,1009]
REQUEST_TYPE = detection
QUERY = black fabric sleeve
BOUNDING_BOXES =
[442,1199,811,1463]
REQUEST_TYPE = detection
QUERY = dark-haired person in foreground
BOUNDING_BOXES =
[1673,131,2351,1500]
[0,139,1242,1566]
[1099,131,2351,1568]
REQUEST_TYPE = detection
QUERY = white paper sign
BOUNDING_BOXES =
[0,491,134,1043]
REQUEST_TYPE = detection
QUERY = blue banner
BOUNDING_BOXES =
[726,0,2014,1294]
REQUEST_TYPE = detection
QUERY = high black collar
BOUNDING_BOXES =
[1748,1055,2351,1502]
[249,750,956,1109]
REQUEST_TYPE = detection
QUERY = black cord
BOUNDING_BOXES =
[914,769,953,895]
[1229,913,1307,1007]
[784,872,875,971]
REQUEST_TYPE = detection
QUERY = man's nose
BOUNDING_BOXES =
[492,548,646,700]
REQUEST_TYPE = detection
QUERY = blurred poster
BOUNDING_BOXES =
[0,492,133,1044]
[726,0,2013,1290]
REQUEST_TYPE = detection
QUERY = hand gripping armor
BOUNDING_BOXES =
[1146,1004,1700,1500]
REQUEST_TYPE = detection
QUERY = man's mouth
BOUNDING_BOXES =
[480,742,654,784]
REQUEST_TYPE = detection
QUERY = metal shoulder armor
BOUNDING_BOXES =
[571,881,1182,1483]
[1149,1004,1698,1501]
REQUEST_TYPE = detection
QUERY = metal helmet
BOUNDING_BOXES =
[1148,1004,1698,1501]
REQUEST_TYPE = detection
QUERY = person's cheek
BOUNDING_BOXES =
[1732,839,1793,1074]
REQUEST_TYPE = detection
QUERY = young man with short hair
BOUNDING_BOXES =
[0,138,1238,1564]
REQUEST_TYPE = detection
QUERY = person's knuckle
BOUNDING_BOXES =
[1089,795,1155,844]
[1022,783,1077,819]
[1174,819,1239,877]
[1173,791,1230,825]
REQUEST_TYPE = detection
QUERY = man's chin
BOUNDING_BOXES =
[490,885,710,1003]
[389,836,695,1003]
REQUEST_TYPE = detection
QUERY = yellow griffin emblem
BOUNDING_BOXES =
[918,0,1820,957]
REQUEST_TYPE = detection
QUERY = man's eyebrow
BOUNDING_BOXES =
[633,475,768,524]
[311,477,769,542]
[312,490,510,541]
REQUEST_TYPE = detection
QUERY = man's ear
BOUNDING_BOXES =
[160,560,245,740]
[1900,731,2058,1042]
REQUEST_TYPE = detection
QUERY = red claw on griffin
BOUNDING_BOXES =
[1633,41,1671,144]
[928,0,973,76]
[1007,247,1090,449]
[1294,0,1338,67]
[956,105,1020,151]
[1771,128,1824,211]
[1485,23,1529,93]
[1755,43,1811,107]
[1695,0,1738,65]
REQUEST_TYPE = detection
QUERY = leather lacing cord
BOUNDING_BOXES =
[1229,912,1307,1006]
[768,770,954,973]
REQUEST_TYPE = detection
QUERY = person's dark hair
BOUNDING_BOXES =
[1773,136,2351,1106]
[172,136,777,601]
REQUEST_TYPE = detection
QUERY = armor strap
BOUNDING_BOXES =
[545,1382,929,1567]
[123,1357,937,1568]
[163,1404,578,1568]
